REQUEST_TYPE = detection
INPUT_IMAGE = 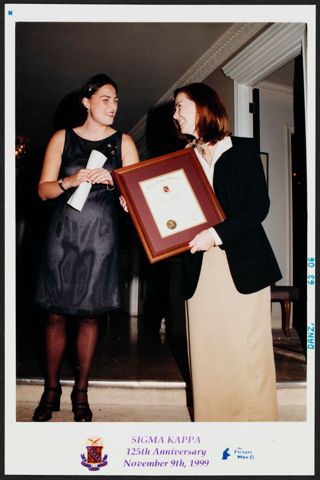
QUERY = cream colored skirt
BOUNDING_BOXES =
[186,246,278,422]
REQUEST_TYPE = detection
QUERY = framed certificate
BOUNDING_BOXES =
[113,147,225,262]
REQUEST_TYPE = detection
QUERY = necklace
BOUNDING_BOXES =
[197,144,209,157]
[196,142,216,164]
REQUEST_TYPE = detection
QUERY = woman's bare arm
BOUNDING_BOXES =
[38,130,91,200]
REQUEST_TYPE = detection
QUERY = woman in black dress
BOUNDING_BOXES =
[33,74,139,421]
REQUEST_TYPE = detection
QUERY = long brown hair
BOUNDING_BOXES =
[174,83,230,145]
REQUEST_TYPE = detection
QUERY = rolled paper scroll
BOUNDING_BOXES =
[67,149,107,211]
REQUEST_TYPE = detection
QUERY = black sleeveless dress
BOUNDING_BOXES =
[35,129,123,316]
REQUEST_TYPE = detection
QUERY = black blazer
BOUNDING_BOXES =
[181,136,282,299]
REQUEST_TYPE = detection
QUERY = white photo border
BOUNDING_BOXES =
[5,3,316,476]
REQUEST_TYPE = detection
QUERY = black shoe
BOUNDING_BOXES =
[71,388,92,422]
[33,385,62,422]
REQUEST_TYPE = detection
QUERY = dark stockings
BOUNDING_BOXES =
[44,314,98,395]
[44,313,66,398]
[75,317,98,390]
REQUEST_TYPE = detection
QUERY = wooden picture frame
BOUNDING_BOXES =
[113,148,225,263]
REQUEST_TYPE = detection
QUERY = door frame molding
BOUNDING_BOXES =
[221,23,306,136]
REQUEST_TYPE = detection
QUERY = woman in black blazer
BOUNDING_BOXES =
[173,83,282,421]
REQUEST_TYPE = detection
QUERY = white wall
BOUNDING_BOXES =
[204,68,234,132]
[259,83,294,326]
[259,84,293,285]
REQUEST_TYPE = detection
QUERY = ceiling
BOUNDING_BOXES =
[16,21,293,155]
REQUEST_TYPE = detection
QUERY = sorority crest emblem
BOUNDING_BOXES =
[81,437,108,471]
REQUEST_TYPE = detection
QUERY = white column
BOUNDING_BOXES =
[234,82,253,137]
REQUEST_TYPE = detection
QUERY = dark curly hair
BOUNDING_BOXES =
[80,73,118,100]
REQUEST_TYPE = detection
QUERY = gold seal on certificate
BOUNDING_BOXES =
[139,169,206,238]
[166,220,177,230]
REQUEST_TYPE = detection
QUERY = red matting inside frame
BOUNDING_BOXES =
[114,148,225,262]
